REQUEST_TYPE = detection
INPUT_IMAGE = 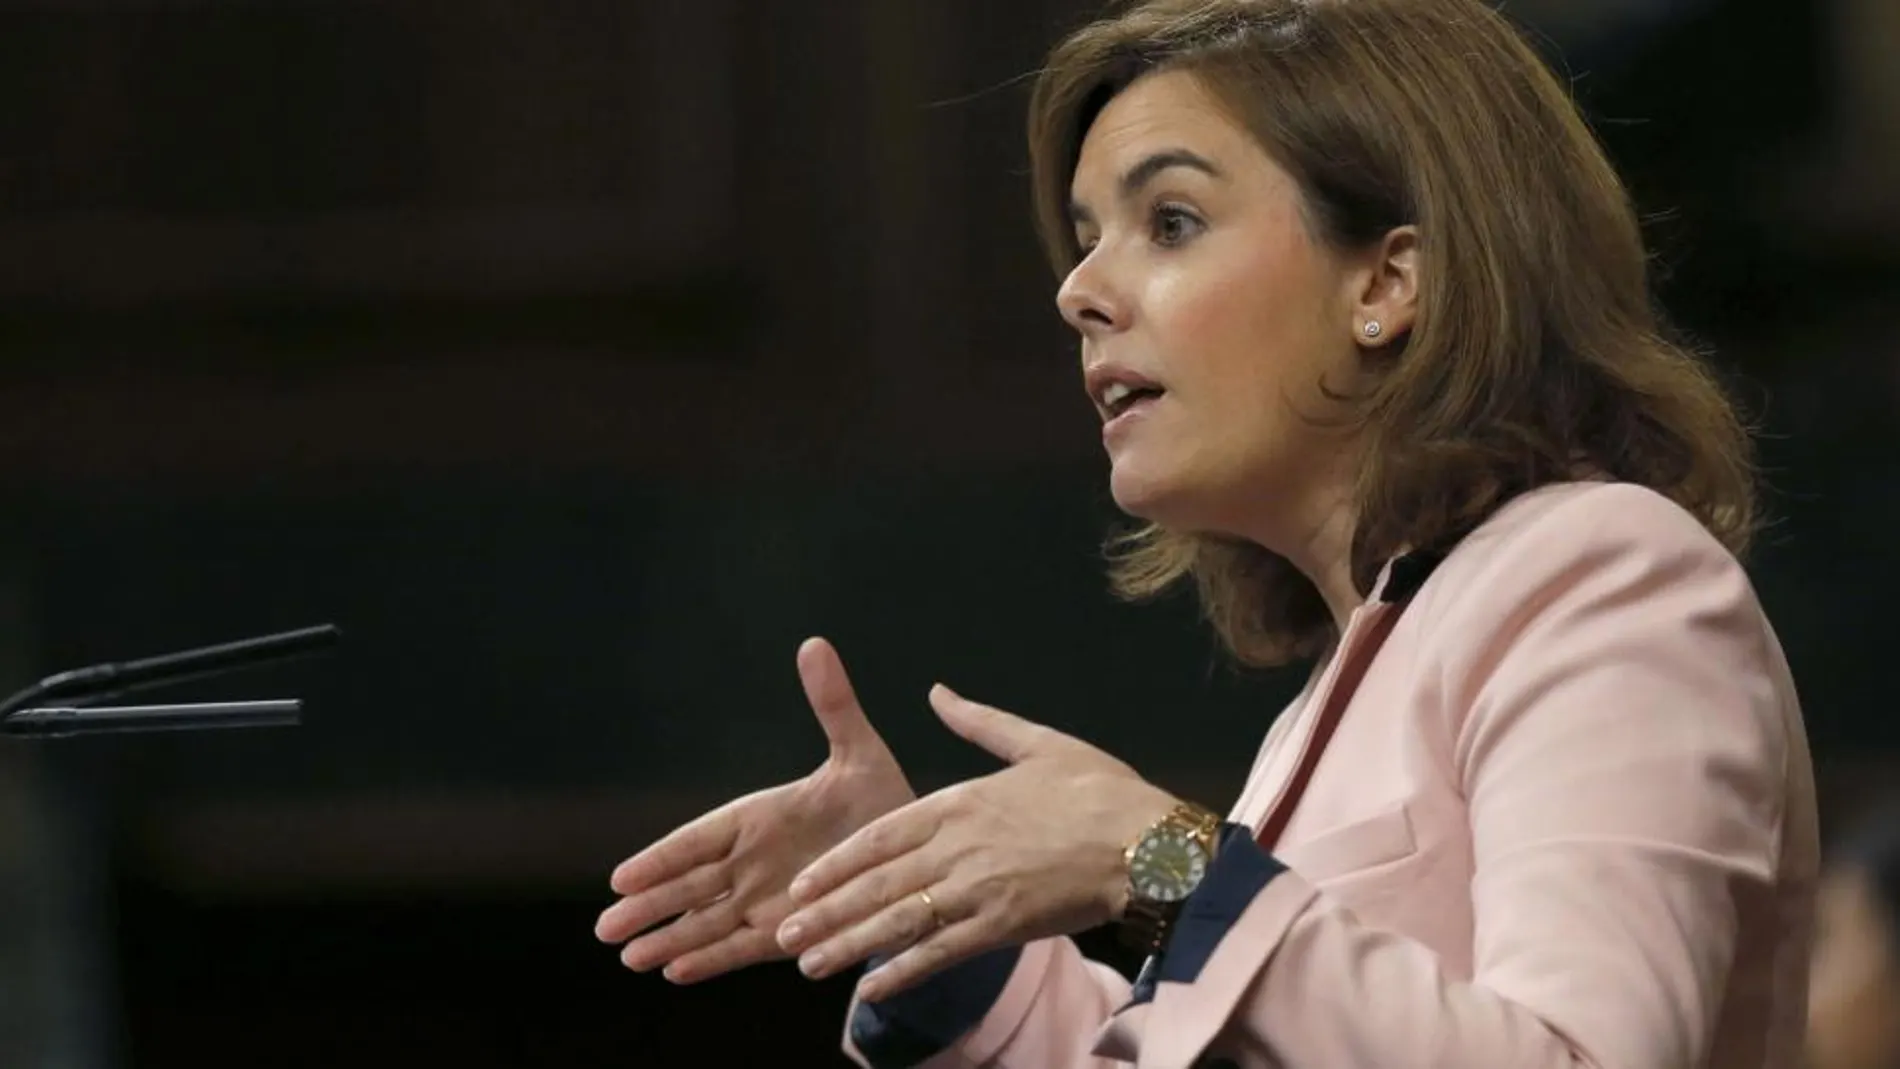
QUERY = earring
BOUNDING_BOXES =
[1363,321,1383,340]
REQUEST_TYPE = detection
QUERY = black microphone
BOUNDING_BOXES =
[0,624,340,738]
[2,700,302,738]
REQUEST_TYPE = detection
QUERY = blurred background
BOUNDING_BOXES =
[0,0,1893,1065]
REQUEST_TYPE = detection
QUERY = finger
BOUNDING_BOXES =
[662,927,784,985]
[855,915,989,1003]
[795,882,955,982]
[798,637,879,759]
[619,898,738,974]
[778,849,937,956]
[788,800,938,906]
[594,860,729,943]
[610,804,740,896]
[928,684,1062,765]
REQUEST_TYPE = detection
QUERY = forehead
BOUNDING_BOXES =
[1072,69,1256,187]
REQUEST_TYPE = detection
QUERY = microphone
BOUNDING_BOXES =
[2,701,302,738]
[0,624,340,738]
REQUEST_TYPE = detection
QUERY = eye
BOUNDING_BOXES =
[1072,229,1099,259]
[1151,203,1204,247]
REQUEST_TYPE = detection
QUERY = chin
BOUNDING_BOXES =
[1109,458,1261,540]
[1108,463,1196,527]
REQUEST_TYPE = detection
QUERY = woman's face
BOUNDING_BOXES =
[1060,69,1391,546]
[1809,865,1900,1069]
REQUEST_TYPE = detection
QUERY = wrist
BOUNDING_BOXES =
[1114,798,1223,954]
[1103,790,1179,922]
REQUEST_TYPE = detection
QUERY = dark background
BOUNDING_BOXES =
[0,1,1895,1065]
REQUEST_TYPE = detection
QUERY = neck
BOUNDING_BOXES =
[1240,475,1363,635]
[1289,502,1363,634]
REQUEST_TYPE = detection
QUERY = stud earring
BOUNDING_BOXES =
[1363,321,1383,340]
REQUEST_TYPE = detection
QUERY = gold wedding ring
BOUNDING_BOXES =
[916,889,945,931]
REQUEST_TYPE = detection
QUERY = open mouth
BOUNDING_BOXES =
[1102,381,1165,420]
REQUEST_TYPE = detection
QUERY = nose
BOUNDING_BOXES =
[1056,253,1128,339]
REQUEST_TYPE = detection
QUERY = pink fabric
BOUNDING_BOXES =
[845,481,1818,1069]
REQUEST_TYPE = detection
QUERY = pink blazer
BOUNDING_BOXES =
[844,481,1818,1068]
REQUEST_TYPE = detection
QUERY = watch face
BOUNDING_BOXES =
[1128,826,1209,903]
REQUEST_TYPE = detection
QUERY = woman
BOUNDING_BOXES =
[595,1,1818,1066]
[1809,803,1900,1069]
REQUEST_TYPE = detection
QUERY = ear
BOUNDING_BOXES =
[1347,225,1419,349]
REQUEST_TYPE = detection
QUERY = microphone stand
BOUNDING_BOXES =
[0,624,340,738]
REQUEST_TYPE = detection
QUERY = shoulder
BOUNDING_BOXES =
[1405,487,1804,858]
[1420,480,1749,620]
[1406,480,1778,691]
[1464,479,1730,563]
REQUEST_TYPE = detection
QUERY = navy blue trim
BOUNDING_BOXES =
[846,945,1022,1069]
[1380,547,1448,604]
[1121,822,1287,1011]
[1156,825,1286,984]
[1123,954,1162,1011]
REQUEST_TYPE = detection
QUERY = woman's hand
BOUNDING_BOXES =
[594,638,915,984]
[774,684,1177,1003]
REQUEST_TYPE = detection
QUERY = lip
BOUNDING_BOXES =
[1083,362,1166,424]
[1101,392,1161,446]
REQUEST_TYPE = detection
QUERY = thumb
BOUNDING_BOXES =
[797,637,879,759]
[928,684,1062,765]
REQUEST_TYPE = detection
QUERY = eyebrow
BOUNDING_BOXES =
[1066,149,1224,226]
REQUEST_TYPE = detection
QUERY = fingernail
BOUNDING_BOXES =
[788,876,810,901]
[799,950,827,977]
[857,977,881,1003]
[778,921,803,948]
[662,963,682,982]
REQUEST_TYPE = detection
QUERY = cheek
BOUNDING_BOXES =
[1160,242,1335,405]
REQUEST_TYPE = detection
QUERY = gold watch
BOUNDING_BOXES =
[1118,801,1223,955]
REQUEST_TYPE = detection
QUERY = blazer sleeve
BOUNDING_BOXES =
[1114,485,1797,1068]
[842,936,1137,1069]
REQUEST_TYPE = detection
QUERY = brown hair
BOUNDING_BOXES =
[1027,0,1757,666]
